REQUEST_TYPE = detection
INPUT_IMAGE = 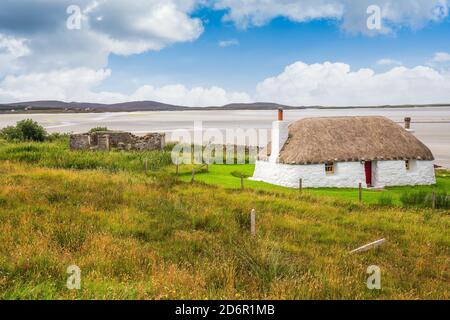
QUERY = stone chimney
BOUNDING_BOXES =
[404,117,415,133]
[269,108,289,163]
[404,117,411,129]
[278,107,284,121]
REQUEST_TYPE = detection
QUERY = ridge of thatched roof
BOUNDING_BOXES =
[260,116,434,164]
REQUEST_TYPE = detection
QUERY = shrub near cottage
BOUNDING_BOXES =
[400,190,449,209]
[0,119,47,142]
[88,127,109,133]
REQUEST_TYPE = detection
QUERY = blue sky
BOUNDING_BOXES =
[1,0,450,106]
[104,7,450,95]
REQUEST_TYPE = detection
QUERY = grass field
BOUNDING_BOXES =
[0,138,449,299]
[175,163,450,207]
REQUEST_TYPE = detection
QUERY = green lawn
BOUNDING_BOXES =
[175,164,450,207]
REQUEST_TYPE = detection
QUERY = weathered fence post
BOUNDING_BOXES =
[359,183,362,202]
[206,163,209,172]
[191,169,195,184]
[299,178,303,192]
[175,161,179,176]
[250,209,256,236]
[432,190,436,210]
[241,174,245,191]
[144,158,148,174]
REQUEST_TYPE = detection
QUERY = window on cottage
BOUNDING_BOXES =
[405,160,411,171]
[325,162,335,175]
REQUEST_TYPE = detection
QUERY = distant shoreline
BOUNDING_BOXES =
[1,102,450,115]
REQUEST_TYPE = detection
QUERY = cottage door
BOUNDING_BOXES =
[364,161,373,187]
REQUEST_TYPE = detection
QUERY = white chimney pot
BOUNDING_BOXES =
[269,119,289,163]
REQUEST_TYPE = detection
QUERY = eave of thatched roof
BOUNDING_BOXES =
[260,116,434,164]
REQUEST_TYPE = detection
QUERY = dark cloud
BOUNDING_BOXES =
[0,0,75,35]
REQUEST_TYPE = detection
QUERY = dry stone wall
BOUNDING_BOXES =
[70,131,165,151]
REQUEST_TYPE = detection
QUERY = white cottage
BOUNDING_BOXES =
[251,109,436,189]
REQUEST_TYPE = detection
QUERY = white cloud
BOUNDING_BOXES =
[218,39,240,47]
[255,61,450,106]
[0,68,251,107]
[376,58,402,66]
[2,62,450,107]
[214,0,449,34]
[0,34,30,58]
[0,0,204,72]
[87,0,204,55]
[0,0,448,76]
[0,68,118,103]
[215,0,342,28]
[0,34,31,73]
[432,52,450,63]
[131,84,251,106]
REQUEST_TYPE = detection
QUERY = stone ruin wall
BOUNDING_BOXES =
[70,131,165,151]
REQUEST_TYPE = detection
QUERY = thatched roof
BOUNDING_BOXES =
[261,116,434,164]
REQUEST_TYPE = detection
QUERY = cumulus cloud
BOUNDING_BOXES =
[432,52,450,63]
[131,84,251,106]
[0,68,251,107]
[0,34,30,57]
[255,61,450,106]
[218,39,240,47]
[2,62,450,107]
[0,34,30,73]
[0,68,117,103]
[214,0,449,34]
[1,0,446,73]
[0,0,204,72]
[214,0,342,28]
[86,0,203,54]
[0,0,448,74]
[376,58,402,66]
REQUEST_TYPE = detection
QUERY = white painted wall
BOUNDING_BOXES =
[251,160,435,189]
[269,121,289,163]
[251,160,366,188]
[374,160,436,187]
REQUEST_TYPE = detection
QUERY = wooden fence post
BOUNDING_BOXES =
[191,169,195,184]
[350,239,386,254]
[299,178,303,192]
[359,183,362,202]
[250,209,256,236]
[241,174,245,191]
[144,158,148,174]
[432,190,436,210]
[175,161,179,176]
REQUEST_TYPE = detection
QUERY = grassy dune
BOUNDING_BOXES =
[0,139,449,299]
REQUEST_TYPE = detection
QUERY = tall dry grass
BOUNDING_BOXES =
[0,160,448,299]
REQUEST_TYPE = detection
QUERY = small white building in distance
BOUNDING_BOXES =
[251,109,436,189]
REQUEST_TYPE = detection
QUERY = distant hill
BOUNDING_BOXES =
[0,100,449,113]
[0,100,298,113]
[0,100,189,112]
[210,102,292,110]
